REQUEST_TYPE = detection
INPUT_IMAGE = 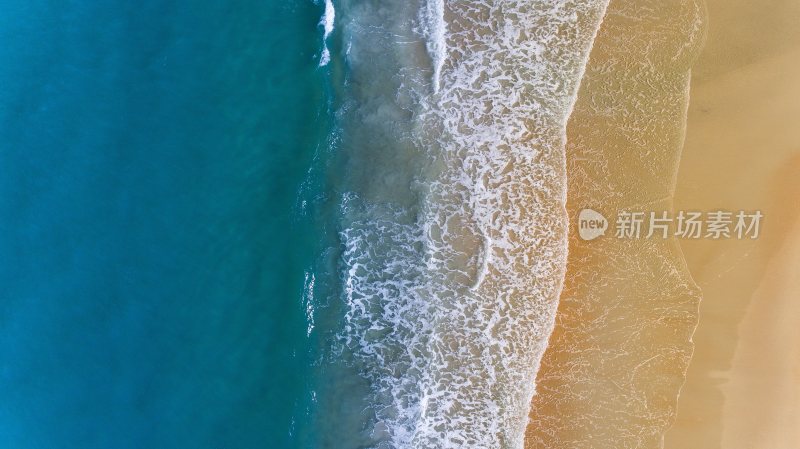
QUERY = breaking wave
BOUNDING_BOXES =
[317,1,611,447]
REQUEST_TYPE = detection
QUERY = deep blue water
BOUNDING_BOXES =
[0,1,325,447]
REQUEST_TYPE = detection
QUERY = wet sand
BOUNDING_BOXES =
[522,0,800,446]
[525,1,706,447]
[664,1,800,447]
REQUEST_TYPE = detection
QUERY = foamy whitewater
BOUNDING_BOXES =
[317,1,610,447]
[318,0,335,66]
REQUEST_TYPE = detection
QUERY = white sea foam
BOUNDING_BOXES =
[322,0,335,39]
[319,47,331,67]
[420,0,447,93]
[303,271,316,337]
[333,1,610,448]
[318,0,336,67]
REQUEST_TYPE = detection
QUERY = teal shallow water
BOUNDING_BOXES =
[0,1,326,447]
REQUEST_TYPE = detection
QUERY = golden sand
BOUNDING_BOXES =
[525,0,706,447]
[525,0,800,447]
[664,0,800,447]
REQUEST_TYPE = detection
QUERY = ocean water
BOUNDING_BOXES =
[0,1,684,448]
[0,1,325,448]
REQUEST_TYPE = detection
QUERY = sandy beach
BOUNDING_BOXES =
[525,1,706,447]
[526,0,799,447]
[665,1,800,447]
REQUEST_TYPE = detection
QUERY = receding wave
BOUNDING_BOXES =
[525,1,707,448]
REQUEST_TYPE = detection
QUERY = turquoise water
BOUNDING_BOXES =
[0,1,325,448]
[1,0,613,447]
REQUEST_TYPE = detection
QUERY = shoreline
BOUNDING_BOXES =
[525,1,706,447]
